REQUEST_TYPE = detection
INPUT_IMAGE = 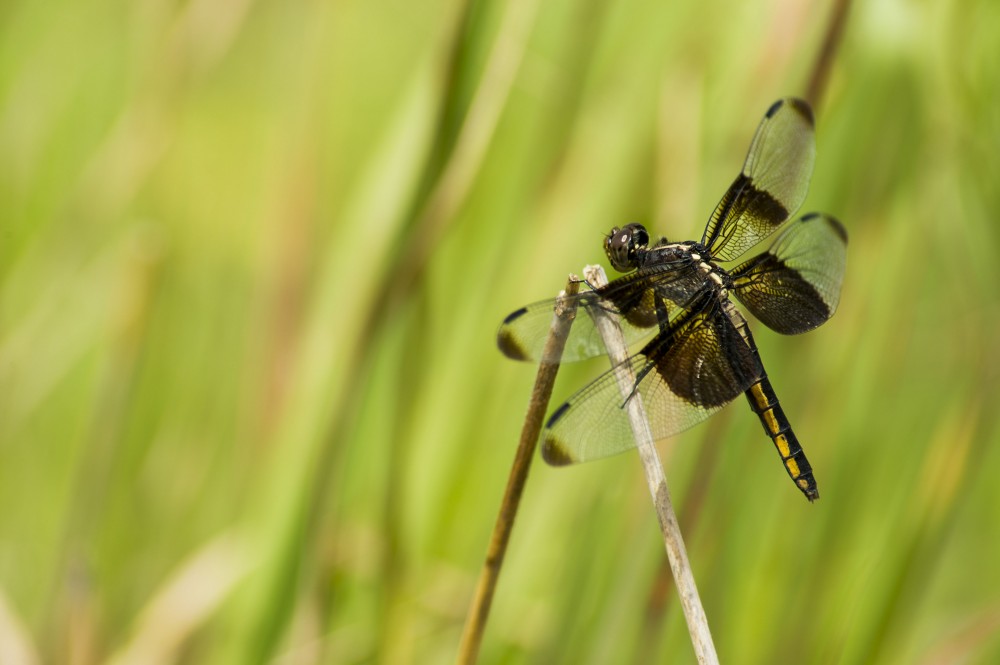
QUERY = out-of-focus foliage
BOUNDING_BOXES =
[2,0,999,663]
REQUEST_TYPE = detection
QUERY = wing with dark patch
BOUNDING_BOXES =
[496,260,703,363]
[731,212,847,335]
[701,98,816,262]
[542,299,760,465]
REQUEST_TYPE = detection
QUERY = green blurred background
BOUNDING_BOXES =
[2,0,999,663]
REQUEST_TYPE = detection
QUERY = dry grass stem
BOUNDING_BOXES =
[582,264,719,665]
[805,0,851,108]
[456,277,582,665]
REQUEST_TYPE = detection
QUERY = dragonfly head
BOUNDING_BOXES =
[605,223,650,272]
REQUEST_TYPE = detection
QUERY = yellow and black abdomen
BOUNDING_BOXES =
[745,375,819,501]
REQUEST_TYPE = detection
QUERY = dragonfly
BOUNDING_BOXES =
[497,98,846,501]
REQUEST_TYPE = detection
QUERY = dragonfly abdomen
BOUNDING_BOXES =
[745,375,819,501]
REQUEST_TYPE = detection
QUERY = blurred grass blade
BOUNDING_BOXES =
[210,57,441,665]
[0,589,39,665]
[107,534,251,665]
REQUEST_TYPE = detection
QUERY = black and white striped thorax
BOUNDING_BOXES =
[604,223,734,302]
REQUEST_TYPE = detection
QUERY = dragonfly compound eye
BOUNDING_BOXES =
[605,223,648,272]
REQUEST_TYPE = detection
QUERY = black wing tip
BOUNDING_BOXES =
[766,98,814,127]
[541,403,575,465]
[827,216,848,243]
[496,307,531,360]
[541,435,574,466]
[502,306,528,325]
[800,212,848,244]
[496,329,530,361]
[545,401,571,429]
[788,97,815,126]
